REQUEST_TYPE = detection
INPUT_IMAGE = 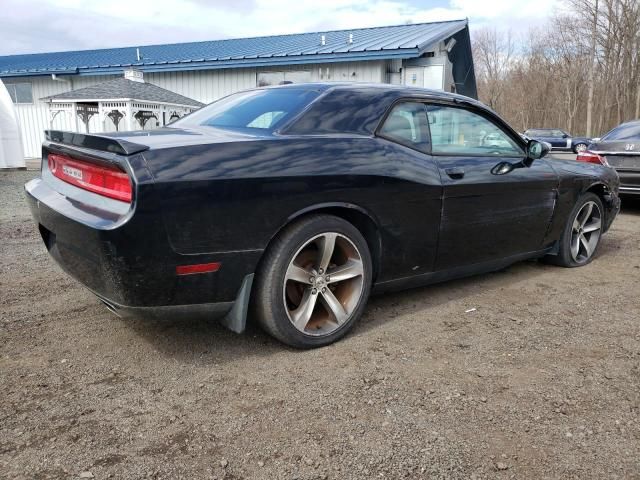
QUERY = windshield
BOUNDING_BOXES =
[602,122,640,141]
[173,87,322,132]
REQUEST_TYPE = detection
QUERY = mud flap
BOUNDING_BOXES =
[219,273,254,334]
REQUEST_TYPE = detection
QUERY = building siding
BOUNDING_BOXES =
[8,61,385,158]
[7,75,116,158]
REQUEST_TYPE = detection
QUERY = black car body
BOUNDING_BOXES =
[25,83,620,345]
[524,128,591,153]
[586,120,640,196]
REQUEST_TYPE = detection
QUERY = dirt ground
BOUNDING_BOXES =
[1,169,639,480]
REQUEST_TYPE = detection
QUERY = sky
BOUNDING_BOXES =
[0,0,561,56]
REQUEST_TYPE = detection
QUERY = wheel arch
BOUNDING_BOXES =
[224,203,383,336]
[584,181,610,197]
[266,202,383,283]
[583,181,612,228]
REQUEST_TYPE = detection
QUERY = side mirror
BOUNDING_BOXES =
[562,134,569,138]
[525,140,550,164]
[591,137,600,142]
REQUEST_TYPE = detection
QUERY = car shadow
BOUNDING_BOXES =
[352,259,550,338]
[119,224,626,360]
[119,311,286,366]
[620,196,640,214]
[121,259,551,362]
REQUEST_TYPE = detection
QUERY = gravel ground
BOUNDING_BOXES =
[1,169,639,480]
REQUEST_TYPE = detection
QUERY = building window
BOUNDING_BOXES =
[5,83,33,104]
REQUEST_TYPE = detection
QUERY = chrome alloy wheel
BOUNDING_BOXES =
[283,232,364,336]
[570,200,602,263]
[575,143,588,153]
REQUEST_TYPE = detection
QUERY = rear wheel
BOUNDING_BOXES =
[546,193,604,267]
[253,215,372,348]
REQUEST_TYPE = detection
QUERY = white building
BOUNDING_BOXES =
[0,20,476,160]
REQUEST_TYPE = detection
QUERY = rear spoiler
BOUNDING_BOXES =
[45,130,149,156]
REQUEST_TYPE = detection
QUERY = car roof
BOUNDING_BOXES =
[616,119,640,127]
[263,81,484,107]
[275,82,514,137]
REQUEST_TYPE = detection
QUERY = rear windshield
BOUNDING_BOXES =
[602,123,640,141]
[173,87,322,132]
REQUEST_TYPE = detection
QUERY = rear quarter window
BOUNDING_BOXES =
[378,102,430,153]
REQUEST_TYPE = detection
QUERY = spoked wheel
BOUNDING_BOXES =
[545,193,604,267]
[253,215,372,348]
[574,143,588,154]
[570,200,602,263]
[284,233,364,336]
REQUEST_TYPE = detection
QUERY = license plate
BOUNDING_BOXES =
[62,164,83,180]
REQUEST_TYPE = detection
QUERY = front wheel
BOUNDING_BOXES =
[253,215,372,348]
[545,193,604,267]
[573,143,588,153]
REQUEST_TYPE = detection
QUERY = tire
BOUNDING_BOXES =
[545,193,604,267]
[253,214,373,348]
[573,143,588,154]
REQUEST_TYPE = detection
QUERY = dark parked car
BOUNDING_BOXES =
[524,128,591,153]
[577,120,640,196]
[25,84,620,348]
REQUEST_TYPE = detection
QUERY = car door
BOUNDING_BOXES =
[559,130,574,150]
[534,130,554,147]
[376,101,442,275]
[550,129,569,149]
[425,103,559,270]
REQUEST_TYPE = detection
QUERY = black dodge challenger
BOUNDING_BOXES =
[25,83,620,348]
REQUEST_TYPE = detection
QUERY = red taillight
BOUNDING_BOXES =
[176,262,221,276]
[48,153,132,203]
[576,150,608,166]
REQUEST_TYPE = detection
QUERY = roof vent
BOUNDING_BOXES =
[320,35,326,46]
[347,33,353,44]
[124,68,144,83]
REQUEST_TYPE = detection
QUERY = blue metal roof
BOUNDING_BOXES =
[0,20,468,77]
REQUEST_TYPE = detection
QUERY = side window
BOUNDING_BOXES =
[378,102,430,153]
[426,104,523,157]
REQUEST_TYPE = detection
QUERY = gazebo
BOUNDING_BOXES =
[43,69,203,133]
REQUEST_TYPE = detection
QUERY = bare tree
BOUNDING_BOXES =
[472,0,640,136]
[472,28,514,111]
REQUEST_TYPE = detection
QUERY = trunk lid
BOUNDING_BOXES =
[40,130,153,224]
[591,140,640,170]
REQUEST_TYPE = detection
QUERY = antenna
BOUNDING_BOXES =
[136,48,142,62]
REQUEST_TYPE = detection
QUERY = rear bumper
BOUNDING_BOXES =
[616,169,640,195]
[25,178,261,320]
[97,295,233,320]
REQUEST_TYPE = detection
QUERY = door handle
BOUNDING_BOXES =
[445,167,465,179]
